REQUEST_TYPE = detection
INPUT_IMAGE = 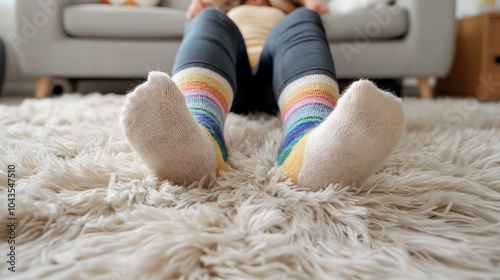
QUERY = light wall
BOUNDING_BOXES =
[456,0,500,18]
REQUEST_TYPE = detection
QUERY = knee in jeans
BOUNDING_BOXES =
[289,7,322,23]
[198,7,229,21]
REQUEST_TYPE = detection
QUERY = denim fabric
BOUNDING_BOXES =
[173,7,336,115]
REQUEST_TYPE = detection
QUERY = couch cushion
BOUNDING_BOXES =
[101,0,161,6]
[322,6,409,42]
[63,4,408,41]
[63,4,186,39]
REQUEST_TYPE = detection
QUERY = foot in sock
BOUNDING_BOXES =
[279,78,405,190]
[120,70,231,185]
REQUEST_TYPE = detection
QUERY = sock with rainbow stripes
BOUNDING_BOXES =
[173,67,232,172]
[278,76,405,190]
[120,69,232,185]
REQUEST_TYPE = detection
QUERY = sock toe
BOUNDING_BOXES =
[146,71,171,89]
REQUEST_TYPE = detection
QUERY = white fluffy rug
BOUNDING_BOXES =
[1,94,500,279]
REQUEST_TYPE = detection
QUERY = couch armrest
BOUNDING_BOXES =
[14,0,99,75]
[398,0,456,77]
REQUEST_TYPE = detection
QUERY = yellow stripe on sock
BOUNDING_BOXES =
[281,132,311,184]
[201,127,228,175]
[176,74,233,109]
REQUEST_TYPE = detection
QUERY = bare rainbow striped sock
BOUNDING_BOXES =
[173,67,233,174]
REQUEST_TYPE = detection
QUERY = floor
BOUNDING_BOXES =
[0,96,26,105]
[0,79,142,106]
[0,83,420,106]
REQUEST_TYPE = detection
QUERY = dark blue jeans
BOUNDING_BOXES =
[173,7,337,114]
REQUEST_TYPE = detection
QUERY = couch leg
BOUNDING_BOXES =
[418,77,433,99]
[35,76,53,99]
[68,78,79,93]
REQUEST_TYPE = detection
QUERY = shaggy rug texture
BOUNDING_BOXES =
[1,94,499,280]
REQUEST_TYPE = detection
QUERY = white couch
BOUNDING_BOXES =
[0,0,37,96]
[15,0,456,98]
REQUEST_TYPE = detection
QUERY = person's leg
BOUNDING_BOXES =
[258,8,405,190]
[120,8,252,185]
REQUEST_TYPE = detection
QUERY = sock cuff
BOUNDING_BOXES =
[173,67,234,109]
[279,74,340,122]
[278,74,340,111]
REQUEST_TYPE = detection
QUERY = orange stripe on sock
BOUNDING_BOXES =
[281,132,311,184]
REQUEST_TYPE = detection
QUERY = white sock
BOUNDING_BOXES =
[281,80,405,190]
[120,71,226,185]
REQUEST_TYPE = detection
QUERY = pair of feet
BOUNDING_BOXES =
[120,72,405,190]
